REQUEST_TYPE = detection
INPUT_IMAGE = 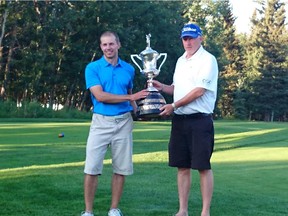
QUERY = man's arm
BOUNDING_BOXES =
[90,85,148,103]
[173,87,205,109]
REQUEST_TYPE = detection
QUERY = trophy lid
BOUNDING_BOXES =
[139,34,159,57]
[140,46,159,57]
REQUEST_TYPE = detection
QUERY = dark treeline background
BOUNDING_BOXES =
[0,0,287,121]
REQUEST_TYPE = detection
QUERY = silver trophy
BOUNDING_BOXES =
[131,34,167,118]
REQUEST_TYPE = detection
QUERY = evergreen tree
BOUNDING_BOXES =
[247,0,287,121]
[216,0,246,119]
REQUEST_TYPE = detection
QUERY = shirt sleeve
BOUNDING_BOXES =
[195,55,218,92]
[85,62,100,90]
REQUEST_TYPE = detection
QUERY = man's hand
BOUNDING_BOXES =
[151,80,163,91]
[159,103,175,116]
[130,89,149,101]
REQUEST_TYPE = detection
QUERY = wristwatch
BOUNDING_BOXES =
[171,102,177,111]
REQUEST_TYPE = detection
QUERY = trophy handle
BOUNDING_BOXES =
[157,53,167,72]
[130,54,143,72]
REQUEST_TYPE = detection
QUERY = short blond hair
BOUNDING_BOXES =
[100,31,120,44]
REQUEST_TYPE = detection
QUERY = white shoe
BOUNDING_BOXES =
[81,211,94,216]
[108,208,123,216]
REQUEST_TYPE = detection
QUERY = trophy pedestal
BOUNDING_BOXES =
[136,91,166,119]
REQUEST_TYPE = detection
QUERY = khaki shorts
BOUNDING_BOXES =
[84,112,133,175]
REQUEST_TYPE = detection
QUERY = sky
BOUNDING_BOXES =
[229,0,288,33]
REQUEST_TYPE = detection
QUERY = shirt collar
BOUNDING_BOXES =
[101,56,123,67]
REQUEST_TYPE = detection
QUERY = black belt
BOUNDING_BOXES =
[174,113,212,119]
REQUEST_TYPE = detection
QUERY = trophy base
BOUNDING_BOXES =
[136,91,166,119]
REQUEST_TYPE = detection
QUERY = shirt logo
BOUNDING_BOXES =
[202,79,211,84]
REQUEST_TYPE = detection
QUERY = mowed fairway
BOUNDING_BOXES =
[0,119,287,216]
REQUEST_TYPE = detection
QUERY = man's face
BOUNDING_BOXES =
[100,34,120,60]
[182,36,202,55]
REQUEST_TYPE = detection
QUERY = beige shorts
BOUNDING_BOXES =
[84,112,133,175]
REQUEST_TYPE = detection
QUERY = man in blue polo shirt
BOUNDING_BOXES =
[81,31,148,216]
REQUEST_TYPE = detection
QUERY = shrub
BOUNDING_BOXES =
[0,100,91,119]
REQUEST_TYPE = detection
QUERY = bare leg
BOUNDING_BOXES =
[199,169,214,216]
[84,174,98,213]
[175,168,190,216]
[110,173,125,209]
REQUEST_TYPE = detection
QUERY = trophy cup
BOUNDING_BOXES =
[131,34,167,118]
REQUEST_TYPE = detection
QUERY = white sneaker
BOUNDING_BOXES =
[81,211,94,216]
[108,208,123,216]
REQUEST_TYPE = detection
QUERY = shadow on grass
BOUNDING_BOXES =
[0,120,288,215]
[0,158,287,216]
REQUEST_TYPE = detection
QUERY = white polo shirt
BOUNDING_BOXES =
[173,46,218,115]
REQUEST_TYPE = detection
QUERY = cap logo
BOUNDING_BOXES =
[182,27,197,32]
[180,24,202,38]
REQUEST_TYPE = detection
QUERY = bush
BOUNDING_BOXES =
[0,100,18,117]
[0,100,91,119]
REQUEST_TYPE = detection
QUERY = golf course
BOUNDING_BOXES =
[0,119,287,216]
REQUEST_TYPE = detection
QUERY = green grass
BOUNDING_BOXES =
[0,119,287,216]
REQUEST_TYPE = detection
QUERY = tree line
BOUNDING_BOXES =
[0,0,287,121]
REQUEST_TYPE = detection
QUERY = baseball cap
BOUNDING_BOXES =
[180,23,202,38]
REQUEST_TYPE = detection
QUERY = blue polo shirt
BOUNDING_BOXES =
[85,56,135,116]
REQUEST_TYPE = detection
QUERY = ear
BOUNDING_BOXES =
[199,36,204,42]
[100,43,104,51]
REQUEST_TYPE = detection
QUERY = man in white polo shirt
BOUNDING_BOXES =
[153,23,218,216]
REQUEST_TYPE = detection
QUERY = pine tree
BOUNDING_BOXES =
[216,0,246,119]
[247,0,287,121]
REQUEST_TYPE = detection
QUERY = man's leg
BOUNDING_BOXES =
[199,169,214,216]
[84,174,98,213]
[175,168,191,216]
[110,173,125,209]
